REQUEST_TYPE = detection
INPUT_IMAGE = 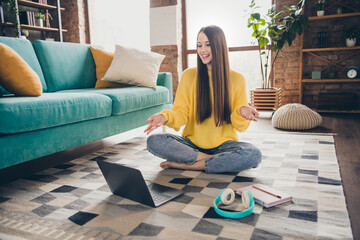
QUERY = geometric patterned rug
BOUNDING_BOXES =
[0,132,353,239]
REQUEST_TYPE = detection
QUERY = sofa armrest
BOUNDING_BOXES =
[157,72,173,104]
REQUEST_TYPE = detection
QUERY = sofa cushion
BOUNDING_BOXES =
[0,43,42,96]
[32,40,97,92]
[102,45,165,89]
[0,92,112,134]
[89,46,129,89]
[0,36,47,93]
[59,86,169,115]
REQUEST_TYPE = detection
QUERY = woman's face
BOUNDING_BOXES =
[197,32,212,67]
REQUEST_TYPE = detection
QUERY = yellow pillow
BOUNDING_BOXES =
[89,46,128,88]
[0,43,42,96]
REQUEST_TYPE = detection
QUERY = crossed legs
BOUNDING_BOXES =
[147,133,262,174]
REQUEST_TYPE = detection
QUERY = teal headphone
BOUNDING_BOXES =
[213,188,255,219]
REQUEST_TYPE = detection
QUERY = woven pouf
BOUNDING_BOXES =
[272,103,322,130]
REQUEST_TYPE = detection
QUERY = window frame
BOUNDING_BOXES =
[181,0,274,85]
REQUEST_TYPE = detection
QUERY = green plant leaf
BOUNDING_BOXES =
[275,11,284,18]
[277,25,286,30]
[299,15,309,27]
[283,5,291,10]
[252,13,261,20]
[298,27,303,35]
[297,0,305,9]
[277,39,285,50]
[270,4,276,13]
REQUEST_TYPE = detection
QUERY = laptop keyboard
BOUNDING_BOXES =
[152,193,171,203]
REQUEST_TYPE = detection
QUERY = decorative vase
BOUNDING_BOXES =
[35,18,44,27]
[346,38,356,47]
[317,10,325,16]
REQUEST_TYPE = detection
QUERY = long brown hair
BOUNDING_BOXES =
[196,25,231,126]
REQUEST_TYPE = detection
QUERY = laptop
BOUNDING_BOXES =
[97,160,184,207]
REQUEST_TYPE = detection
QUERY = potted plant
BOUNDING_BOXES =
[34,12,45,27]
[344,26,360,47]
[248,0,309,89]
[20,29,28,39]
[316,0,325,16]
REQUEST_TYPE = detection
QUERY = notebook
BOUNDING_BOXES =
[236,184,292,208]
[97,160,184,207]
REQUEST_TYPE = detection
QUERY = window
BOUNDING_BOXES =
[183,0,272,94]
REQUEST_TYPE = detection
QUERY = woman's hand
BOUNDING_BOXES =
[144,113,166,135]
[240,106,259,122]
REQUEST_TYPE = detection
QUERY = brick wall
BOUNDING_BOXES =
[61,0,89,43]
[273,0,302,104]
[151,45,179,98]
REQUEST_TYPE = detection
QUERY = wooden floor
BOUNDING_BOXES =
[1,113,359,239]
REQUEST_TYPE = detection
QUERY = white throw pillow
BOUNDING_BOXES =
[102,45,165,89]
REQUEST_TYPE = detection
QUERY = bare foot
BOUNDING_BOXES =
[160,160,205,171]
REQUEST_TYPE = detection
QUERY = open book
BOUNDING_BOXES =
[236,184,292,208]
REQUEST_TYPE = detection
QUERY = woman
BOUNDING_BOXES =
[144,25,262,174]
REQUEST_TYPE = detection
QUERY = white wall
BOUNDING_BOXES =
[89,0,150,52]
[150,5,178,46]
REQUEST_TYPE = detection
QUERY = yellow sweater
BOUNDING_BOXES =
[161,67,250,149]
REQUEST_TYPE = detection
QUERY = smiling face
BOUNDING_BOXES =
[197,32,212,70]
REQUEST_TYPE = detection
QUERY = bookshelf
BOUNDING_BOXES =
[299,1,360,113]
[0,0,66,41]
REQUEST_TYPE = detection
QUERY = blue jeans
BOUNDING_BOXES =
[146,133,262,174]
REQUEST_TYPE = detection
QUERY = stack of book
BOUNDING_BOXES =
[317,32,328,48]
[0,6,4,24]
[19,11,36,26]
[236,184,292,208]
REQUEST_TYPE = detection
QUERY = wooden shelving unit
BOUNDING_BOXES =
[302,78,360,83]
[303,46,360,52]
[1,22,67,32]
[308,12,360,21]
[0,0,66,41]
[299,3,360,113]
[17,0,64,10]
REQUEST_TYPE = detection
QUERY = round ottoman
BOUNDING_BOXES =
[272,103,322,130]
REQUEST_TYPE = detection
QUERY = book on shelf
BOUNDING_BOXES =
[20,11,36,26]
[236,183,292,208]
[33,0,48,4]
[317,31,328,48]
[0,6,4,24]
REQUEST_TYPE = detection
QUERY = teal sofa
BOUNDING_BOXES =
[0,36,172,170]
